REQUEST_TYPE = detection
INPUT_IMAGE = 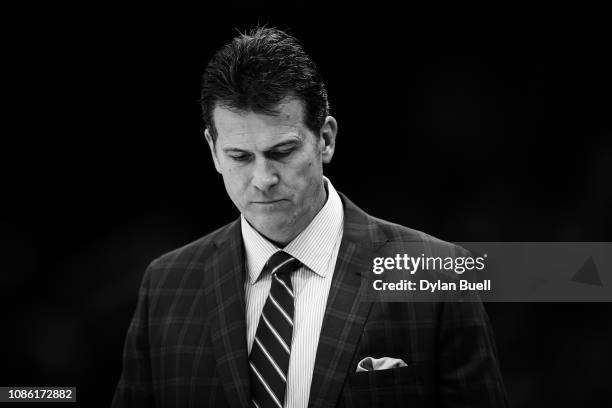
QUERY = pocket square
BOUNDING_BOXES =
[356,356,408,372]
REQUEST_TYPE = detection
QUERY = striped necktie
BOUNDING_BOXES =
[249,251,300,408]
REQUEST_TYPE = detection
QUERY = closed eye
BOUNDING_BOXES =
[267,149,294,160]
[228,153,252,162]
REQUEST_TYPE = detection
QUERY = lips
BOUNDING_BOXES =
[251,199,285,204]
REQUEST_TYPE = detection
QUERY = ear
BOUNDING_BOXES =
[319,115,338,164]
[204,128,222,174]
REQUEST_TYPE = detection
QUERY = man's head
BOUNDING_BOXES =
[201,27,337,245]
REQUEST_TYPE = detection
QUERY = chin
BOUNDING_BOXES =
[262,219,289,234]
[248,215,286,232]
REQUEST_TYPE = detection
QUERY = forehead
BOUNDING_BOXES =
[213,98,309,147]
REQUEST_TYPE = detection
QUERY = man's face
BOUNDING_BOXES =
[205,98,336,245]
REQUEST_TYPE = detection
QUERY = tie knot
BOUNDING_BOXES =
[265,251,300,277]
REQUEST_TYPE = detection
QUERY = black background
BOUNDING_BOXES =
[4,1,611,407]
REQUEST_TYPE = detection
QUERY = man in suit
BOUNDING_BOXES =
[112,27,508,407]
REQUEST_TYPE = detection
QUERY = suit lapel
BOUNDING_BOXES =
[205,220,251,408]
[308,193,388,408]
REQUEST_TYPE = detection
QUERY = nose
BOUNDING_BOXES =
[251,158,279,192]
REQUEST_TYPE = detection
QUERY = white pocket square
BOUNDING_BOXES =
[355,356,408,372]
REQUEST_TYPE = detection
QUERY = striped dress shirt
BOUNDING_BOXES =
[241,176,344,408]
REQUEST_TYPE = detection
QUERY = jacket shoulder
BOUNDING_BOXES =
[339,191,465,255]
[369,215,468,257]
[370,215,441,243]
[142,220,238,286]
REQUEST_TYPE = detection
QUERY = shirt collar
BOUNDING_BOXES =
[241,176,344,284]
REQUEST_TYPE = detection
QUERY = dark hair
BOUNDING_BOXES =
[200,27,329,141]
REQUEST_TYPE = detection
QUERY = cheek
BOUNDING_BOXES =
[287,160,312,185]
[222,167,247,193]
[292,159,321,193]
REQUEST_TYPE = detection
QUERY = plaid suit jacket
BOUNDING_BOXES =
[112,192,508,408]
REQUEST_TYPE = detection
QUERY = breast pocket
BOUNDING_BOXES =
[340,361,436,408]
[348,364,417,389]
